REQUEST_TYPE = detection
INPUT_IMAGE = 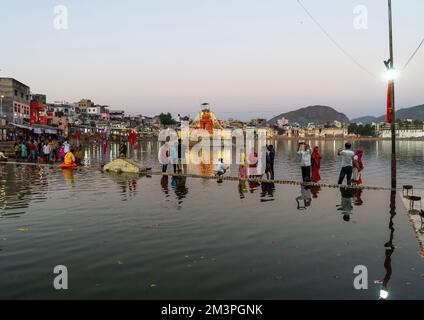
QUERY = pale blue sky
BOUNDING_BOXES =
[1,0,423,120]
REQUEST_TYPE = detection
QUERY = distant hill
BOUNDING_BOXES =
[350,116,379,124]
[269,105,350,126]
[351,104,424,124]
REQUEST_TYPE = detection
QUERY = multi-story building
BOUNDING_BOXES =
[0,78,31,123]
[30,101,48,126]
[110,110,125,121]
[77,99,94,114]
[31,94,47,104]
[87,105,102,116]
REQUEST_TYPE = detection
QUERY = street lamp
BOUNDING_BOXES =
[386,0,396,191]
[384,68,398,81]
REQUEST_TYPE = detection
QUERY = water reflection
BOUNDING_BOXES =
[105,172,140,201]
[171,176,189,209]
[311,186,321,199]
[161,176,170,198]
[62,168,74,185]
[296,186,312,210]
[260,182,275,203]
[238,180,248,199]
[379,190,396,300]
[337,188,355,222]
[0,164,49,217]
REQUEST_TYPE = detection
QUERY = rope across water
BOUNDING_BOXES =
[0,161,413,192]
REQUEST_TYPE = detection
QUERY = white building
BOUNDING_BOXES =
[377,123,424,138]
[87,106,102,115]
[277,117,289,128]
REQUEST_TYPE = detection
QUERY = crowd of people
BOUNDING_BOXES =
[296,142,364,186]
[210,142,365,187]
[11,136,83,166]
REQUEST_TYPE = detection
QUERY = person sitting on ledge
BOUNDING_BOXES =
[64,148,76,166]
[214,158,228,178]
[0,150,8,162]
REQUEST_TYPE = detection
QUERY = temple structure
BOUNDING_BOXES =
[191,105,223,134]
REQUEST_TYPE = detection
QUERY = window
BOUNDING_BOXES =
[14,90,18,96]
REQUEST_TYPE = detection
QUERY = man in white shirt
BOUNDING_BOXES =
[297,143,312,182]
[64,140,70,154]
[43,142,51,162]
[338,143,355,185]
[214,158,227,176]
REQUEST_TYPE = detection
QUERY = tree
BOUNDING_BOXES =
[348,123,375,137]
[158,113,176,126]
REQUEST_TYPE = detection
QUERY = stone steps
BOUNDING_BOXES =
[0,141,16,157]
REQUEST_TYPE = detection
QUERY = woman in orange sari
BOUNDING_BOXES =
[311,146,321,183]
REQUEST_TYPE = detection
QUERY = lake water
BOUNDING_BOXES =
[0,139,423,300]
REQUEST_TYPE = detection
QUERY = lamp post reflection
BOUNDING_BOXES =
[379,190,396,300]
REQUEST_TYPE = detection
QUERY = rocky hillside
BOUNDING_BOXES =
[269,105,350,126]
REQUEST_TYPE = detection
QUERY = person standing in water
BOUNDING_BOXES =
[311,146,321,183]
[352,149,364,186]
[297,142,311,182]
[337,143,355,185]
[265,145,275,180]
[238,152,247,180]
[43,141,51,163]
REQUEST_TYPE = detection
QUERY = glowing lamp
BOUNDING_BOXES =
[385,69,398,81]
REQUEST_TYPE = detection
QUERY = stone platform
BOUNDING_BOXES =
[103,158,151,174]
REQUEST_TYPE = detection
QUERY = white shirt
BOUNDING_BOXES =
[43,144,51,154]
[214,161,225,173]
[340,150,355,167]
[64,142,70,153]
[297,149,312,167]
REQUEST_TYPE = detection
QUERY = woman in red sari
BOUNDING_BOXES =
[311,146,321,183]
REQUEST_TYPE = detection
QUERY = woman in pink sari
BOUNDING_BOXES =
[352,149,364,185]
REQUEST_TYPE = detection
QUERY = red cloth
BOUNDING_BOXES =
[387,81,393,124]
[128,131,137,145]
[311,149,321,183]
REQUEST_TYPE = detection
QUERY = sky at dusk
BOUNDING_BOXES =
[1,0,423,120]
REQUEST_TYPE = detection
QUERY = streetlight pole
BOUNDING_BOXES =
[0,95,4,118]
[388,0,396,190]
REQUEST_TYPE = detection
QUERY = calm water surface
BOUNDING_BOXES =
[0,139,423,299]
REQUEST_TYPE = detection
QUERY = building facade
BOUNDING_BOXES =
[77,99,94,114]
[377,123,424,138]
[0,78,31,123]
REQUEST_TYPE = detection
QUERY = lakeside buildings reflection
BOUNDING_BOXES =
[0,164,49,217]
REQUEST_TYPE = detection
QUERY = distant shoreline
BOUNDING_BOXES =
[274,136,424,142]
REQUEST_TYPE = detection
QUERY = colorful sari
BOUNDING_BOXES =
[311,147,321,183]
[353,150,364,185]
